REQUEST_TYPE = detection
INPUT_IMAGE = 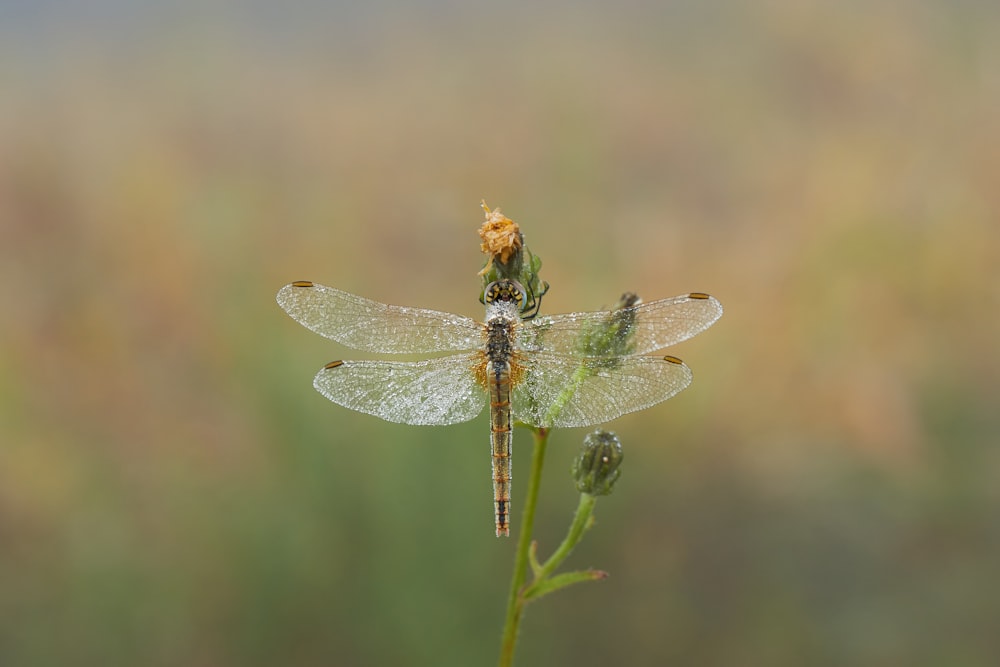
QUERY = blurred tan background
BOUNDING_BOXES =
[2,1,999,665]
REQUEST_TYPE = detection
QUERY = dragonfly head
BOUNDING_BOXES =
[484,279,526,310]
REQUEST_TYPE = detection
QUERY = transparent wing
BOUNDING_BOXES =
[512,353,693,428]
[519,293,722,357]
[277,282,483,354]
[312,354,486,425]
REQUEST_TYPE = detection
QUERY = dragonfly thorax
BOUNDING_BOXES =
[485,300,520,368]
[483,279,525,369]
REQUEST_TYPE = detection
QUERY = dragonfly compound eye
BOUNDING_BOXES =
[484,279,526,306]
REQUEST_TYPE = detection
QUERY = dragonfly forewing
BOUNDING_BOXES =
[313,354,487,425]
[277,282,484,354]
[520,293,723,357]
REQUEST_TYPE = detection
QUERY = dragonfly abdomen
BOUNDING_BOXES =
[488,362,513,537]
[483,302,520,538]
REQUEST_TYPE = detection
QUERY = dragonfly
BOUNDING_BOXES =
[276,279,722,537]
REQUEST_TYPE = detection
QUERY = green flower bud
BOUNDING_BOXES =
[576,292,641,368]
[573,430,624,496]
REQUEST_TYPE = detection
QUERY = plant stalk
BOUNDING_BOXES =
[498,427,549,667]
[532,493,596,585]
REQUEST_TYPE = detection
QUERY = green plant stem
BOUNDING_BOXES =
[526,493,596,591]
[498,427,549,667]
[522,568,607,601]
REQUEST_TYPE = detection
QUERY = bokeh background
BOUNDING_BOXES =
[2,1,999,665]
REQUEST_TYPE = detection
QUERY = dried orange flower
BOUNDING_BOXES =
[479,200,522,268]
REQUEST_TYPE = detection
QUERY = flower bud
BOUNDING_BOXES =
[576,292,641,366]
[573,430,624,496]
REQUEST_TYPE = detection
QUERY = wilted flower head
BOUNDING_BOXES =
[479,200,523,269]
[573,430,624,496]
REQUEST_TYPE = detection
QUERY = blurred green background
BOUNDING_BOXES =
[2,1,999,665]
